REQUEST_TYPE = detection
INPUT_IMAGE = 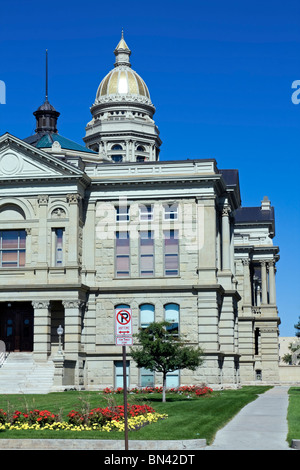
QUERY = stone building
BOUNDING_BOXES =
[0,34,281,391]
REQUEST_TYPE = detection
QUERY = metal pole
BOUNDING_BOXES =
[122,345,128,450]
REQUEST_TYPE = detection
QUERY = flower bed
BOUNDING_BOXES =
[0,405,167,433]
[103,385,213,396]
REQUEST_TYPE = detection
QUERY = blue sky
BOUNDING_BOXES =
[0,0,299,336]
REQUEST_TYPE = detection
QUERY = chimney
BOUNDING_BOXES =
[261,196,271,211]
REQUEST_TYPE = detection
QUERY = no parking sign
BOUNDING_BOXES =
[115,307,132,337]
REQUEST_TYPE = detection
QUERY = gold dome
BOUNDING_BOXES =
[97,68,150,99]
[95,32,152,103]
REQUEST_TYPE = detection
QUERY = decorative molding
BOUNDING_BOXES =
[51,207,66,218]
[37,195,49,206]
[32,301,50,309]
[67,194,82,204]
[62,300,86,309]
[242,258,250,266]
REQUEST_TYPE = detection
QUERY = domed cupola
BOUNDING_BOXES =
[96,33,152,105]
[83,32,161,163]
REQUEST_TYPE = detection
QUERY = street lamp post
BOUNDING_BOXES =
[57,325,64,354]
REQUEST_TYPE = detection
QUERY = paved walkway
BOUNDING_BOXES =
[204,386,292,450]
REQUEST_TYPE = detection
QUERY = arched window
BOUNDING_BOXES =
[112,144,123,150]
[136,145,145,151]
[164,303,180,387]
[115,303,130,309]
[111,155,123,163]
[139,303,155,387]
[139,303,154,328]
[164,303,179,335]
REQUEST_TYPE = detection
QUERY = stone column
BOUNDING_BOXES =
[63,300,85,360]
[242,258,252,305]
[221,206,231,271]
[32,300,51,361]
[261,261,268,305]
[268,260,276,304]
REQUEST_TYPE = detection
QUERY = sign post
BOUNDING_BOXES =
[115,308,133,451]
[122,345,128,451]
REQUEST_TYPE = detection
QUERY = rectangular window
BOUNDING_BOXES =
[116,205,129,222]
[116,231,130,277]
[164,229,179,276]
[164,203,178,220]
[166,370,179,388]
[0,230,26,268]
[54,228,64,266]
[139,204,153,221]
[139,231,154,276]
[115,360,129,388]
[140,368,155,387]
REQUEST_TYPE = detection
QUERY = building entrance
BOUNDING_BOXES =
[0,302,34,352]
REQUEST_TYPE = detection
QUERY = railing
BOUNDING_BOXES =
[0,340,8,368]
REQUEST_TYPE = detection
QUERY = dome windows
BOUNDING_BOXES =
[111,155,123,163]
[110,143,124,163]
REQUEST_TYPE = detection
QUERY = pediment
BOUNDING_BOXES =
[0,133,85,180]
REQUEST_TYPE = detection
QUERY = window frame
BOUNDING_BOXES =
[53,227,64,267]
[164,303,180,336]
[139,303,155,329]
[115,231,130,278]
[0,229,26,268]
[116,205,130,222]
[163,203,178,221]
[163,229,179,276]
[139,230,155,277]
[139,204,153,222]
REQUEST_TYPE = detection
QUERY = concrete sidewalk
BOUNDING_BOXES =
[205,386,292,450]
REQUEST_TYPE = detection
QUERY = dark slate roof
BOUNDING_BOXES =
[23,133,96,154]
[220,169,239,186]
[235,206,275,224]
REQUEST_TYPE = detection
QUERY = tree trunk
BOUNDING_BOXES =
[162,373,167,402]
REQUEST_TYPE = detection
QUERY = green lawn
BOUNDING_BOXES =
[287,387,300,446]
[0,386,271,445]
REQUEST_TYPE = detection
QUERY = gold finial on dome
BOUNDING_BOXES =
[115,29,130,52]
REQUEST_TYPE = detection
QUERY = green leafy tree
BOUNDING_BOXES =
[130,321,204,402]
[295,316,300,338]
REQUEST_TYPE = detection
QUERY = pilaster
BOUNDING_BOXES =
[32,300,51,362]
[63,300,85,361]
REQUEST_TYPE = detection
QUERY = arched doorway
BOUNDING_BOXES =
[0,302,34,352]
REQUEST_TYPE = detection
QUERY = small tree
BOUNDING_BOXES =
[130,321,204,402]
[295,317,300,338]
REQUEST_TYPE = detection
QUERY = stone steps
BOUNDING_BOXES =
[0,352,54,394]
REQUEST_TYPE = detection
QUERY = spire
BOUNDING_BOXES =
[45,49,49,102]
[33,50,60,134]
[114,30,131,67]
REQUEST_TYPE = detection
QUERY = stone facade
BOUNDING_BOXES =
[0,34,281,390]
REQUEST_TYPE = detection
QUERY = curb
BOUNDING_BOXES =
[0,438,207,450]
[291,440,300,450]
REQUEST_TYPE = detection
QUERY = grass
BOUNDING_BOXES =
[287,387,300,446]
[0,386,272,445]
